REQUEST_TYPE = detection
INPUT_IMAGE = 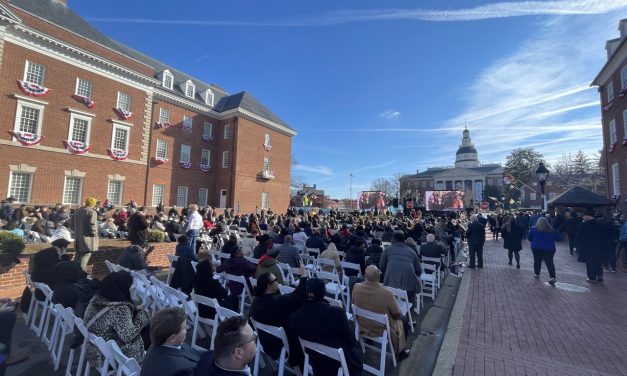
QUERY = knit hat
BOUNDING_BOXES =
[85,197,97,207]
[267,247,280,257]
[306,278,327,301]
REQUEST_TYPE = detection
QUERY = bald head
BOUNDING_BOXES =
[364,265,380,282]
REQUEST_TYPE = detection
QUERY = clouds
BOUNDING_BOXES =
[88,1,627,27]
[378,110,400,120]
[292,164,334,176]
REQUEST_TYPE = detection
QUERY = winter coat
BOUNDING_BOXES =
[71,206,99,253]
[255,255,285,285]
[527,227,560,252]
[379,243,422,293]
[576,219,610,263]
[216,256,257,295]
[117,245,147,271]
[502,224,524,252]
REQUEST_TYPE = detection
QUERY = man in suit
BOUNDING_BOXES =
[141,307,202,376]
[466,214,486,268]
[352,265,410,360]
[278,235,301,268]
[70,197,99,270]
[421,234,448,270]
[290,278,363,375]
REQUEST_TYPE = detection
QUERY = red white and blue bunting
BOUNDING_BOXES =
[180,161,192,169]
[200,164,210,172]
[63,140,91,154]
[17,80,50,97]
[152,156,168,165]
[620,88,627,99]
[202,134,214,142]
[107,148,128,161]
[71,94,96,109]
[9,130,43,146]
[113,108,133,120]
[182,123,192,133]
[155,122,171,129]
[263,143,272,151]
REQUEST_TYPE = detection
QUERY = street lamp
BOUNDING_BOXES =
[535,162,550,212]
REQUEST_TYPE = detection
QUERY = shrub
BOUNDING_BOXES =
[147,229,165,243]
[0,231,26,256]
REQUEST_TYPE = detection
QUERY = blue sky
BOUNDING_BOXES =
[73,0,627,199]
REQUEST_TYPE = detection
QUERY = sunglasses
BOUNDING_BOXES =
[234,332,258,350]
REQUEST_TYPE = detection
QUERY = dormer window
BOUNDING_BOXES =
[185,80,195,99]
[162,70,174,90]
[205,89,214,106]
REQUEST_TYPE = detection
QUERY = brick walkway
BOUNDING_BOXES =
[453,237,627,376]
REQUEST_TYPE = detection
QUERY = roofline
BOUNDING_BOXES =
[592,36,627,86]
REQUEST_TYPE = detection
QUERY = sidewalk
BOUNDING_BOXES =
[451,237,627,376]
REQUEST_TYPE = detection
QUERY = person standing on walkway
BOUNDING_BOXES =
[501,216,523,269]
[127,206,149,246]
[619,214,627,273]
[576,209,610,283]
[559,211,581,255]
[527,217,560,284]
[466,214,486,269]
[70,197,99,270]
[185,204,204,254]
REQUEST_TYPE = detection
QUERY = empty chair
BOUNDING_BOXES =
[422,256,443,289]
[299,338,350,376]
[30,282,53,337]
[351,305,397,376]
[250,318,300,376]
[166,255,179,284]
[215,305,242,321]
[316,271,346,303]
[420,263,438,300]
[190,293,220,351]
[68,318,91,376]
[221,273,253,314]
[384,286,414,332]
[49,305,77,370]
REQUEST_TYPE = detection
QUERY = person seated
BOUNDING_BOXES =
[240,231,258,257]
[102,218,118,238]
[305,229,327,252]
[352,265,410,360]
[193,260,228,318]
[216,246,257,304]
[253,234,272,259]
[249,270,308,369]
[420,234,447,269]
[82,271,151,367]
[165,217,183,242]
[117,244,150,271]
[404,237,419,256]
[319,242,342,275]
[278,235,301,268]
[176,235,198,262]
[140,307,203,376]
[255,247,286,285]
[291,226,308,251]
[51,261,100,317]
[221,234,240,255]
[344,238,366,276]
[31,238,72,288]
[289,278,363,375]
[366,239,384,266]
[194,316,257,376]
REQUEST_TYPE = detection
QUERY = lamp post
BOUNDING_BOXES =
[535,161,550,212]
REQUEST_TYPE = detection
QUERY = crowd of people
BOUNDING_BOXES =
[1,197,626,375]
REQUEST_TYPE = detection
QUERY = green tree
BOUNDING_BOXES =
[482,185,502,210]
[504,147,545,184]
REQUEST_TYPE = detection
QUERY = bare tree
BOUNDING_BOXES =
[371,178,394,198]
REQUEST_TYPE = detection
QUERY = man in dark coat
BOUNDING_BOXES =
[466,214,486,268]
[305,229,327,252]
[577,209,611,282]
[560,211,582,255]
[289,278,363,375]
[127,207,149,246]
[117,244,149,271]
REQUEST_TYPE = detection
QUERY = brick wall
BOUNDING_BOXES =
[0,241,175,300]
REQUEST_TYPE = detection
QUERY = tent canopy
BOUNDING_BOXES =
[547,186,615,208]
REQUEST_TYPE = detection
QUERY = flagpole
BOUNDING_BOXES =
[349,173,353,210]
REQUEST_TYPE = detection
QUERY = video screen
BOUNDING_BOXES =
[358,191,386,209]
[425,190,465,211]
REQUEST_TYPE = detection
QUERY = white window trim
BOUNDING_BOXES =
[222,151,229,168]
[75,77,93,98]
[110,123,131,152]
[262,192,269,209]
[608,81,615,102]
[180,144,191,163]
[159,108,170,123]
[203,122,213,138]
[8,171,33,203]
[13,99,45,135]
[263,157,270,171]
[68,112,93,146]
[116,91,131,111]
[205,89,214,106]
[152,184,165,207]
[108,180,124,206]
[612,163,620,196]
[610,119,617,144]
[201,149,210,165]
[185,80,195,98]
[62,176,83,205]
[224,124,231,139]
[156,139,168,159]
[623,109,627,139]
[177,186,189,207]
[264,133,271,146]
[621,66,627,90]
[23,60,45,86]
[163,70,174,90]
[199,188,208,207]
[183,115,193,128]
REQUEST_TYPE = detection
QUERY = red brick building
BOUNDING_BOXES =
[0,0,295,213]
[593,18,627,213]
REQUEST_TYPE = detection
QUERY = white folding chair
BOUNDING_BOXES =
[384,286,414,332]
[352,305,397,375]
[299,338,350,376]
[316,271,346,304]
[190,293,220,351]
[93,336,118,376]
[162,283,197,325]
[248,276,258,289]
[104,260,116,273]
[166,255,179,284]
[23,271,36,326]
[305,247,321,258]
[68,318,90,376]
[422,256,443,289]
[215,305,242,321]
[31,282,53,338]
[340,261,362,279]
[221,273,252,314]
[315,258,338,276]
[250,318,301,376]
[245,257,260,265]
[420,263,438,300]
[49,305,77,370]
[279,285,295,295]
[108,340,141,376]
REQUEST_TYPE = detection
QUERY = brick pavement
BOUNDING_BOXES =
[452,237,627,376]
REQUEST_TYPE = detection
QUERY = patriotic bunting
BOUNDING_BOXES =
[152,156,168,165]
[16,80,50,97]
[71,94,96,109]
[180,161,192,169]
[182,123,192,133]
[202,134,214,142]
[9,130,43,146]
[113,108,133,120]
[200,164,210,172]
[107,148,128,161]
[263,143,272,151]
[155,122,171,128]
[63,140,91,154]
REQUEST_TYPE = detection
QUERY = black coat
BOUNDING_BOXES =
[420,242,447,258]
[502,224,524,252]
[289,300,363,375]
[249,277,307,367]
[140,344,202,376]
[31,247,61,286]
[576,219,610,263]
[466,221,486,246]
[344,246,366,276]
[193,270,228,319]
[170,257,196,295]
[127,212,149,246]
